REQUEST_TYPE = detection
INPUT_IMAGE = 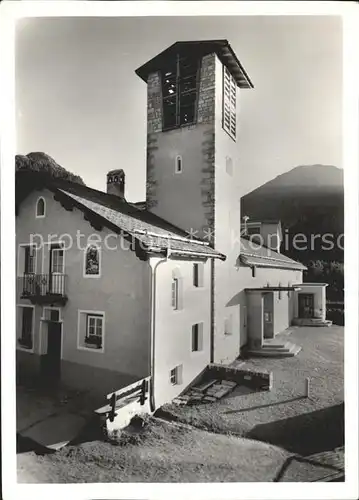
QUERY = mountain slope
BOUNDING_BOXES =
[241,165,344,261]
[16,152,85,185]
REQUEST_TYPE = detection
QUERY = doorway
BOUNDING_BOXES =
[41,309,62,384]
[298,293,315,318]
[263,292,274,339]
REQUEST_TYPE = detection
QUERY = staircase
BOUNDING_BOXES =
[292,318,332,327]
[246,339,302,358]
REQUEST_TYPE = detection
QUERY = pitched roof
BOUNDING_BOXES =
[16,171,225,261]
[60,189,225,259]
[136,39,254,89]
[239,237,307,271]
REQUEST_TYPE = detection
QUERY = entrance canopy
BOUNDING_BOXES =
[245,286,302,293]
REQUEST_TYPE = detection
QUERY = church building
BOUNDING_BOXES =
[16,40,329,418]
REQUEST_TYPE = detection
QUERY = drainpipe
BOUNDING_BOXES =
[148,251,170,412]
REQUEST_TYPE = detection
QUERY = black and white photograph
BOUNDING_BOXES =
[0,1,358,499]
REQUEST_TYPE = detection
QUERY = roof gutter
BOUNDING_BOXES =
[240,254,306,271]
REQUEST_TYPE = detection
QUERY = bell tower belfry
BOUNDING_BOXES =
[136,40,253,244]
[136,40,253,364]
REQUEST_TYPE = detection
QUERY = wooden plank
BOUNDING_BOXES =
[193,379,217,392]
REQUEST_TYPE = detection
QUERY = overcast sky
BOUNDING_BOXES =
[16,16,342,201]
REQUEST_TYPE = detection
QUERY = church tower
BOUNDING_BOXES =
[136,40,253,363]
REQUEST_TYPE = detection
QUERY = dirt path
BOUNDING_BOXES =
[17,417,290,483]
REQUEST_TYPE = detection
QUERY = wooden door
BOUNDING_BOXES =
[263,293,274,339]
[43,321,62,384]
[299,293,314,318]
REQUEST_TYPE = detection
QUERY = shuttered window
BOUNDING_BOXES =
[223,66,236,140]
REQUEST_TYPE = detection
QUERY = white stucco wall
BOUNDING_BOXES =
[16,188,152,394]
[152,257,211,408]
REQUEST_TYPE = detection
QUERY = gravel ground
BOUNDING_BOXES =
[159,326,344,455]
[17,417,290,483]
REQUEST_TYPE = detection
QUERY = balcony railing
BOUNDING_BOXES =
[21,273,68,305]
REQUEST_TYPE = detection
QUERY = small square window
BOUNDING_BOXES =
[170,365,182,385]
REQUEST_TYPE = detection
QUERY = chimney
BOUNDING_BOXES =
[107,169,125,198]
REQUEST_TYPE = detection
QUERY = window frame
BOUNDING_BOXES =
[191,322,204,353]
[51,247,65,274]
[161,54,201,131]
[18,243,37,276]
[222,66,237,141]
[77,310,105,353]
[193,262,204,288]
[83,244,102,278]
[170,365,182,386]
[35,196,46,218]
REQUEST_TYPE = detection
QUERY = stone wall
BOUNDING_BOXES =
[147,71,162,134]
[197,54,216,124]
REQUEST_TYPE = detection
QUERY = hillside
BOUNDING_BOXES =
[241,165,344,262]
[16,152,85,185]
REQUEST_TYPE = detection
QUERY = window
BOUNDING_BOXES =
[225,156,233,176]
[84,245,101,277]
[171,278,179,309]
[222,66,237,139]
[42,307,60,322]
[77,310,105,351]
[251,266,256,278]
[36,197,45,218]
[162,55,199,130]
[278,283,282,300]
[24,245,36,274]
[191,323,203,352]
[243,306,247,328]
[175,155,183,174]
[51,247,64,274]
[17,306,34,350]
[193,263,204,287]
[170,365,182,385]
[85,314,103,349]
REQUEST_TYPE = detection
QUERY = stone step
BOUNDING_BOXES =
[262,341,290,350]
[247,342,302,358]
[292,318,333,327]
